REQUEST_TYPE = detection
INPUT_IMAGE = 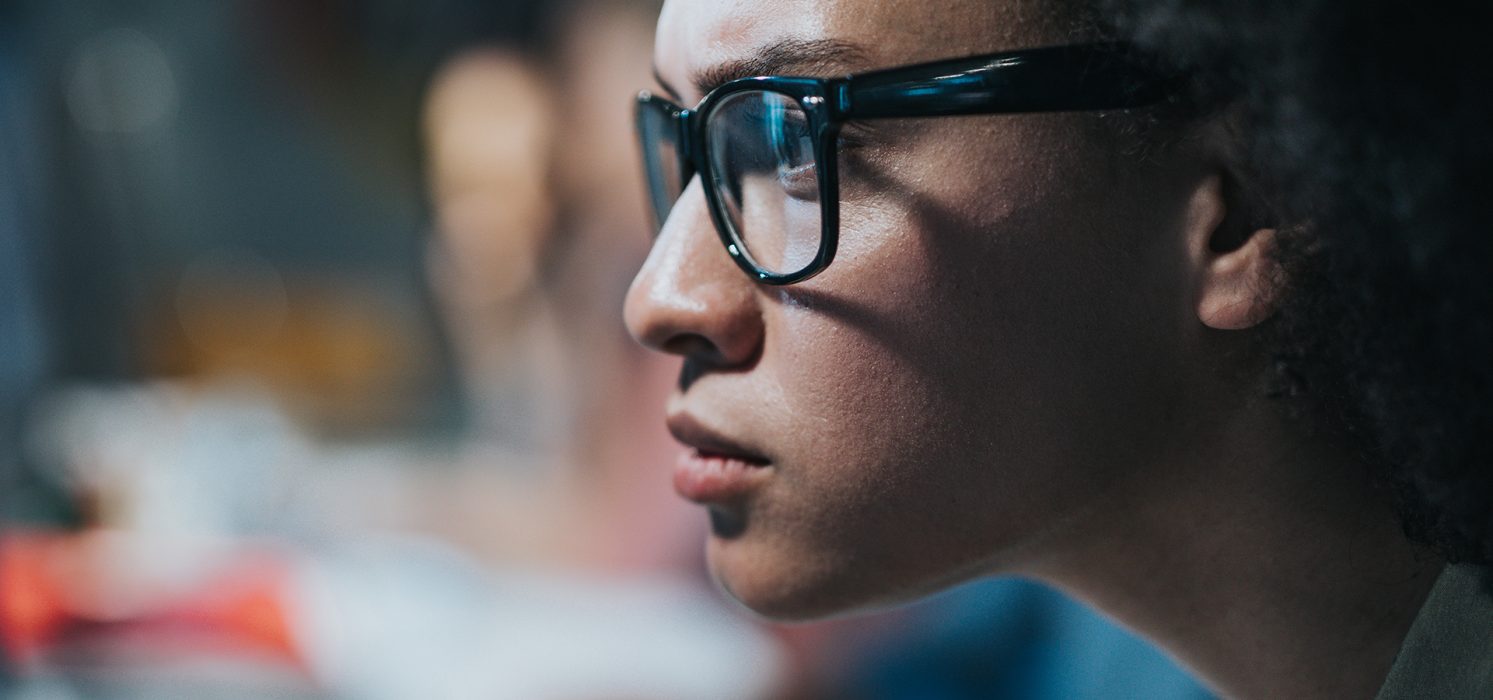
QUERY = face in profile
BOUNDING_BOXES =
[625,0,1221,619]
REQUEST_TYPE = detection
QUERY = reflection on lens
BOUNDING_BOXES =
[638,98,683,234]
[706,90,821,276]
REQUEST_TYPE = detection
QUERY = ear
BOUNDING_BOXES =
[1185,173,1282,331]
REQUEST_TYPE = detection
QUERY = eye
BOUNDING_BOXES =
[769,111,818,200]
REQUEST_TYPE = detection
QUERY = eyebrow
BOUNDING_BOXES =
[653,37,869,102]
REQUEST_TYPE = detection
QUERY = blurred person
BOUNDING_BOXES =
[423,47,568,454]
[624,2,1493,700]
[418,32,697,572]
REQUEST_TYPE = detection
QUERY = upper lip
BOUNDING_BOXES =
[666,412,770,464]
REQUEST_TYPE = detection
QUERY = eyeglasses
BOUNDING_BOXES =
[635,42,1179,285]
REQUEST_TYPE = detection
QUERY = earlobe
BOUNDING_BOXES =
[1184,173,1283,331]
[1197,226,1280,330]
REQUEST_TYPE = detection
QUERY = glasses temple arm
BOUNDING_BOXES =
[835,43,1178,121]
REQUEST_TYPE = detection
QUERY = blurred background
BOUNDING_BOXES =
[0,1,1215,698]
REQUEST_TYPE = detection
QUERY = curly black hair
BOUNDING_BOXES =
[1102,0,1493,564]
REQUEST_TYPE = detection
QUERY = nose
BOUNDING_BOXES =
[625,179,764,368]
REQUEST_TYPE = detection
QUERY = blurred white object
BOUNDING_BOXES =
[296,536,785,700]
[18,384,786,699]
[26,382,308,539]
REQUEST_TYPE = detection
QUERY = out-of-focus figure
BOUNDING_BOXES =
[424,48,562,450]
[408,2,705,573]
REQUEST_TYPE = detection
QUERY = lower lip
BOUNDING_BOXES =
[673,450,771,503]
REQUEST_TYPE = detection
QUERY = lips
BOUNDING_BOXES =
[667,413,771,504]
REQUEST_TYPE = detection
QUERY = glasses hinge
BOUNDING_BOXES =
[675,108,695,162]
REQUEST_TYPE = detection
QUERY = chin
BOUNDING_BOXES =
[703,525,927,621]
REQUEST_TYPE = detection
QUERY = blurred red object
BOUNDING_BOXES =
[0,532,68,662]
[0,530,303,672]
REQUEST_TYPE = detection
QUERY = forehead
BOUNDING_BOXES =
[654,0,1081,99]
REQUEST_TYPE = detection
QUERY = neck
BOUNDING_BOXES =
[1024,399,1443,700]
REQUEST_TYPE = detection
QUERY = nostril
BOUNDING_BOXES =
[662,333,718,359]
[661,324,763,379]
[678,356,706,392]
[671,338,758,392]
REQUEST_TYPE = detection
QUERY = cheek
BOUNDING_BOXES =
[856,115,1193,420]
[731,283,1087,618]
[744,117,1191,583]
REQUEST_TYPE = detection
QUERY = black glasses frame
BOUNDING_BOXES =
[637,42,1179,285]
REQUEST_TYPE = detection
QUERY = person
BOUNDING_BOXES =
[621,0,1493,698]
[418,12,695,574]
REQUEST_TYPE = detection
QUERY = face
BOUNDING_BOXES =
[424,51,554,307]
[626,0,1212,619]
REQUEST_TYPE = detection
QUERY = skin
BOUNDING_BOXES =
[624,1,1444,697]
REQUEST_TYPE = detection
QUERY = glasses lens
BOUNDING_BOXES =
[706,90,822,277]
[637,96,684,234]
